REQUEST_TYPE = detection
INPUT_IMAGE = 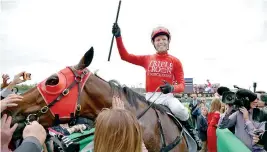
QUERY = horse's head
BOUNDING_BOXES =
[7,47,108,139]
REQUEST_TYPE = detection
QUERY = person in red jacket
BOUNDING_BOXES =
[112,23,202,150]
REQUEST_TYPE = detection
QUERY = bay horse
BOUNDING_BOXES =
[7,47,189,152]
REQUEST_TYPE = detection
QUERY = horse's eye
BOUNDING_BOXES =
[45,74,59,86]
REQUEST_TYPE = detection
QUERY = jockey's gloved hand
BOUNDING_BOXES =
[160,81,174,94]
[112,23,121,37]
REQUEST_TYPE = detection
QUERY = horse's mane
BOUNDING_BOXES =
[108,79,165,113]
[108,79,147,108]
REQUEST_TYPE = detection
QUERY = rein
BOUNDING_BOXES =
[25,67,89,125]
[137,87,162,119]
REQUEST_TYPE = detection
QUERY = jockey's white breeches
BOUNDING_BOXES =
[145,92,189,121]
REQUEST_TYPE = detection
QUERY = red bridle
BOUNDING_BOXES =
[26,66,91,125]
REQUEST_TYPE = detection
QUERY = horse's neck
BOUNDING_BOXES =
[88,74,140,112]
[83,75,112,109]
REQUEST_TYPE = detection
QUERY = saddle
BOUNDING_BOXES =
[147,103,186,152]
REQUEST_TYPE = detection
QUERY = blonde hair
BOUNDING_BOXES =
[94,109,143,152]
[210,98,221,113]
[220,103,226,113]
[201,106,208,116]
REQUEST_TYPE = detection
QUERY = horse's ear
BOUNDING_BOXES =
[76,47,94,70]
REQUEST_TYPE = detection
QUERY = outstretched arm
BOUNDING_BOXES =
[116,37,147,67]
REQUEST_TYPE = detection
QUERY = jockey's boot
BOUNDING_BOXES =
[180,119,202,150]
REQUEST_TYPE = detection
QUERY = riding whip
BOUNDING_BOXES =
[107,0,122,61]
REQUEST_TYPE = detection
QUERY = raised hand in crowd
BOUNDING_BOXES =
[112,96,125,109]
[6,71,27,89]
[1,71,30,99]
[1,94,23,112]
[239,107,249,121]
[1,74,10,89]
[1,114,18,151]
[13,121,47,152]
[22,121,47,145]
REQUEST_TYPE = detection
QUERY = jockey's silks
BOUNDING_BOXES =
[115,37,185,93]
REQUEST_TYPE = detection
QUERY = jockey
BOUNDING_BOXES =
[112,23,202,150]
[205,79,212,93]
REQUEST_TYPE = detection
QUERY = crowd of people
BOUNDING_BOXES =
[193,80,220,94]
[189,88,267,152]
[1,72,47,152]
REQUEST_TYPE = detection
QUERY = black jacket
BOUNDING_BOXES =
[197,115,208,141]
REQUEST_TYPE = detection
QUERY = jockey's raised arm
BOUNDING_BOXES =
[115,36,148,67]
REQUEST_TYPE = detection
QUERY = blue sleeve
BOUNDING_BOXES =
[192,107,200,116]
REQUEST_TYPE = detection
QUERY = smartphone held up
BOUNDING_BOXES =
[22,72,31,80]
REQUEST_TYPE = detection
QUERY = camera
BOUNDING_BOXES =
[221,91,236,105]
[218,86,257,110]
[221,89,257,110]
[22,72,31,80]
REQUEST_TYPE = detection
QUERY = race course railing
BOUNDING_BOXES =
[217,128,251,152]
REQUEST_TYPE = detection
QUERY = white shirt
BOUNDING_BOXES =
[0,88,13,98]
